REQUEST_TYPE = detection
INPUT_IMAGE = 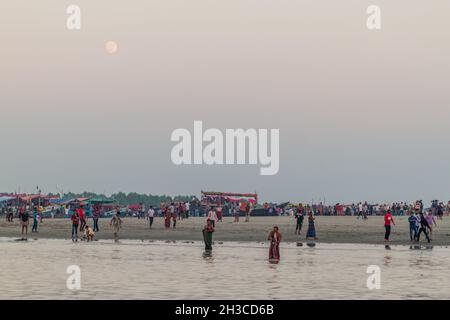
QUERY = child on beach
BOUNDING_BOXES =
[110,209,123,241]
[84,225,94,241]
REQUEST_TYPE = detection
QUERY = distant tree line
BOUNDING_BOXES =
[59,192,197,207]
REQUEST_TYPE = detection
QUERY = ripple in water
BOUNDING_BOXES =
[0,238,448,299]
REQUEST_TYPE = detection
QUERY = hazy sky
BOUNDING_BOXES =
[1,1,449,203]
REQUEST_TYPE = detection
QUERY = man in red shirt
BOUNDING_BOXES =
[71,211,80,242]
[384,210,396,241]
[77,206,86,232]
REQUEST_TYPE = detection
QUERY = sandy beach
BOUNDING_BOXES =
[1,216,450,245]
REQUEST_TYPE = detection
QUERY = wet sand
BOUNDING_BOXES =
[1,216,450,245]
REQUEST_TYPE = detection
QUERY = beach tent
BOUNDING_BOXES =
[20,195,42,202]
[89,198,115,205]
[128,204,142,211]
[0,196,15,203]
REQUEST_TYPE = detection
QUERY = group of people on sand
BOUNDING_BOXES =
[160,202,190,229]
[70,206,122,242]
[294,204,318,240]
[384,201,439,244]
[10,205,44,239]
[287,200,450,217]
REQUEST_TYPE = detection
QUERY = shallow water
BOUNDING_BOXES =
[0,238,448,299]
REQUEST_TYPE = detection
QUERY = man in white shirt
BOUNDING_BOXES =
[185,202,190,217]
[147,206,155,229]
[207,209,218,227]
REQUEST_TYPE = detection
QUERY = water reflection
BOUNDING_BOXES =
[202,250,215,264]
[0,239,448,299]
[383,255,392,266]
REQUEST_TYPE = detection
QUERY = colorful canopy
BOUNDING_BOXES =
[0,196,15,203]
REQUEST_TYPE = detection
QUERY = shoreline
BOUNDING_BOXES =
[1,216,450,246]
[0,237,446,249]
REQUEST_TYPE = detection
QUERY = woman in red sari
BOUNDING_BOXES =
[163,206,171,229]
[268,226,282,262]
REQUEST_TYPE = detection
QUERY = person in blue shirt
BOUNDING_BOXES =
[31,206,39,233]
[408,211,418,241]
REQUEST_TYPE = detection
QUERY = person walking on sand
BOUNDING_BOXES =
[295,205,304,235]
[31,206,39,233]
[416,211,431,243]
[19,207,30,238]
[163,206,171,229]
[71,210,80,242]
[78,206,86,232]
[384,210,395,242]
[306,212,318,240]
[92,205,100,232]
[207,208,218,228]
[171,203,178,229]
[245,202,251,222]
[147,206,155,229]
[408,211,419,242]
[110,209,123,241]
[233,206,239,223]
[202,219,215,251]
[7,206,14,222]
[425,210,437,241]
[268,226,282,262]
[216,206,223,222]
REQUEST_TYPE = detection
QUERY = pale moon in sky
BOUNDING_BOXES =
[105,41,118,54]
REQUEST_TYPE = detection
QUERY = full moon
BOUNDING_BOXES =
[105,41,118,54]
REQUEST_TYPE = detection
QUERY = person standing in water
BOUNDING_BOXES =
[147,206,155,229]
[71,210,80,242]
[305,212,318,240]
[384,210,395,242]
[110,209,123,241]
[268,226,282,261]
[202,219,215,251]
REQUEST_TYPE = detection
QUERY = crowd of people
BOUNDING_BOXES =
[278,200,450,218]
[1,198,447,262]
